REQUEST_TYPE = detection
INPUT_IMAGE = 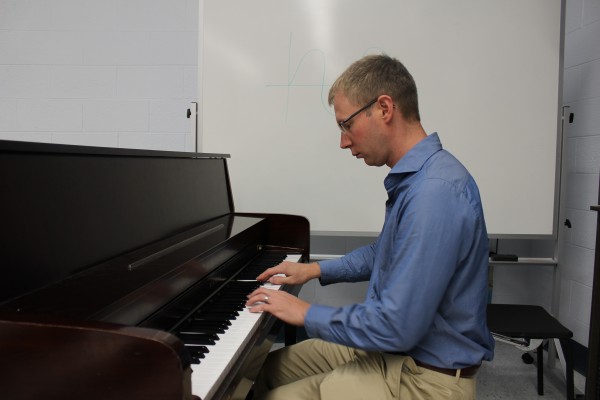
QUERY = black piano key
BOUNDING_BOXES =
[235,253,288,279]
[182,319,231,329]
[199,305,241,313]
[185,320,229,329]
[180,325,226,334]
[179,333,219,346]
[189,317,232,326]
[194,310,239,320]
[181,285,264,364]
[186,346,209,364]
[186,345,209,354]
[206,296,246,304]
[169,253,292,365]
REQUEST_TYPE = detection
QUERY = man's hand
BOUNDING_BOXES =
[246,288,310,327]
[256,261,321,285]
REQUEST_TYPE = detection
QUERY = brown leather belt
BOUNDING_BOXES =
[414,360,480,378]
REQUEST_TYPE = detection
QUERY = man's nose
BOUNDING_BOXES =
[340,133,351,149]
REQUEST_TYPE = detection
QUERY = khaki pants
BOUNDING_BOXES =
[253,339,476,400]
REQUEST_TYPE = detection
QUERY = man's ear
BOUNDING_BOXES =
[377,95,395,122]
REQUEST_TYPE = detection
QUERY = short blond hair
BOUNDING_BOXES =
[328,54,420,122]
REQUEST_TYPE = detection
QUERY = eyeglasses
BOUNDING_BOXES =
[338,97,378,133]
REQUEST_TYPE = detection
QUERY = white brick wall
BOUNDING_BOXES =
[0,0,198,151]
[559,0,600,346]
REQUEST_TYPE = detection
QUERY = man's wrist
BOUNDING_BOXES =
[310,262,321,280]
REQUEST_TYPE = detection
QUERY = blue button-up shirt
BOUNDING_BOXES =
[304,133,494,369]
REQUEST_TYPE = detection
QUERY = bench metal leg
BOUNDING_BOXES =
[537,344,544,395]
[559,338,574,400]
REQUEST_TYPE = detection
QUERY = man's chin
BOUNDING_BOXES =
[363,158,385,167]
[354,154,383,167]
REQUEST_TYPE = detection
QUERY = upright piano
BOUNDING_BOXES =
[0,140,309,400]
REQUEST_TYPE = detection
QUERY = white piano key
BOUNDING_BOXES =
[190,254,301,399]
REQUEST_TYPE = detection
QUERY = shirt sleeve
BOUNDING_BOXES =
[318,241,377,284]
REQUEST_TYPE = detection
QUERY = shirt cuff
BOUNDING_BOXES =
[316,258,344,285]
[304,304,338,340]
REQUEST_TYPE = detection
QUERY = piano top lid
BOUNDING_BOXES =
[0,138,230,159]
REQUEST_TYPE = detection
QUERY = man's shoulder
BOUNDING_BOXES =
[422,150,470,184]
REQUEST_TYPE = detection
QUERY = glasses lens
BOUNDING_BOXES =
[337,97,378,134]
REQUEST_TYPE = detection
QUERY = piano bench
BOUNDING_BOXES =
[486,303,574,400]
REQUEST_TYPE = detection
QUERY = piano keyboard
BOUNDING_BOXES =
[187,253,301,400]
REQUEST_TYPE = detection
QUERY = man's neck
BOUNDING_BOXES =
[387,121,427,167]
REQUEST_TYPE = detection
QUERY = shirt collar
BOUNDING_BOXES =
[384,133,443,193]
[389,132,442,175]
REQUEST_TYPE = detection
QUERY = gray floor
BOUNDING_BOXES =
[478,341,571,399]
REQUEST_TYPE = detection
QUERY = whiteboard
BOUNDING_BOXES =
[199,0,564,237]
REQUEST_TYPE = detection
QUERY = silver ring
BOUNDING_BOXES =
[264,295,269,303]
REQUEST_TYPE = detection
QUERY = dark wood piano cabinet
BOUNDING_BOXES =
[0,140,309,400]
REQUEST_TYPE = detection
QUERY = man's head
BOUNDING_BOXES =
[329,55,425,168]
[328,54,420,123]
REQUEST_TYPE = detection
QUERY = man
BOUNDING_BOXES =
[246,54,494,400]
